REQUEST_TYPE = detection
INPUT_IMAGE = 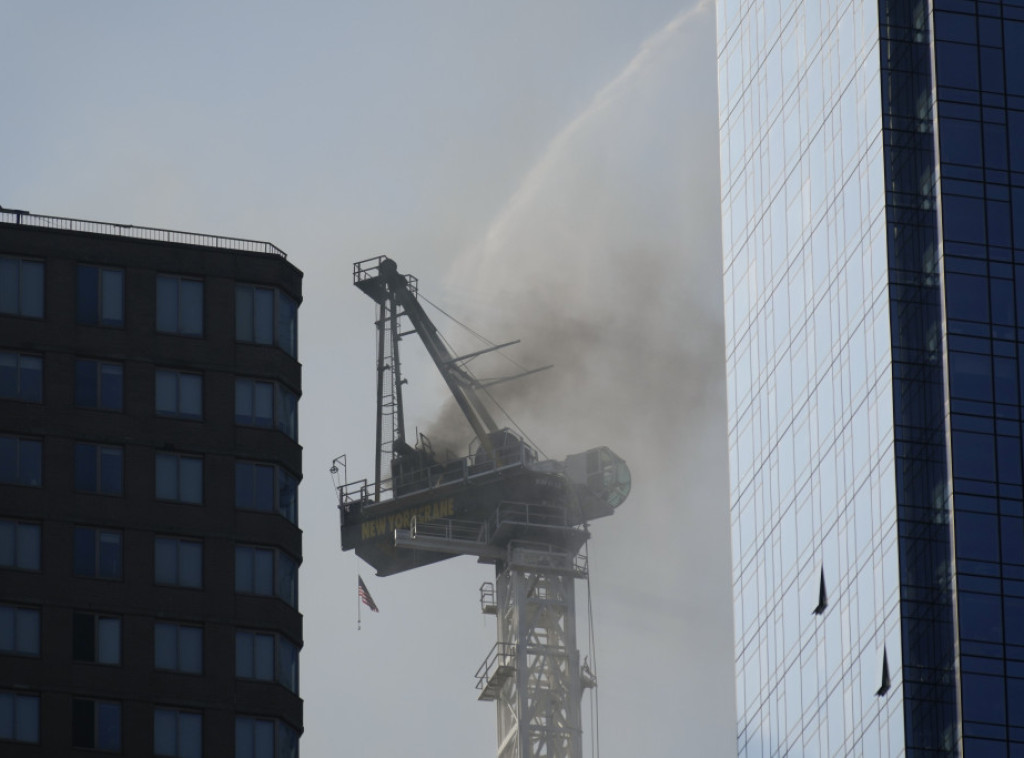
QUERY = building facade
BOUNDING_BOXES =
[0,211,303,756]
[718,0,1024,755]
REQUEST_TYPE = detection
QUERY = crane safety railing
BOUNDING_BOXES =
[480,582,497,614]
[409,516,489,544]
[352,255,418,298]
[475,641,517,692]
[338,478,370,506]
[0,209,287,257]
[506,542,589,578]
[496,501,571,530]
[389,437,536,500]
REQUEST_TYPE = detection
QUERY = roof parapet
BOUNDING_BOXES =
[0,208,286,258]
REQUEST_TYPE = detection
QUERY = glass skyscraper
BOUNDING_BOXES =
[717,0,1024,755]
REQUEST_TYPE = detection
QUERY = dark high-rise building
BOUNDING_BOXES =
[718,1,1024,755]
[0,210,303,756]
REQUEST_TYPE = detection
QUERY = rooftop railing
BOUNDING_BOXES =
[0,208,287,258]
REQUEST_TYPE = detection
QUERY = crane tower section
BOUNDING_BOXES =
[337,256,630,758]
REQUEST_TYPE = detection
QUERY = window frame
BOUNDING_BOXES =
[234,378,274,428]
[155,369,203,420]
[156,275,204,337]
[154,622,203,675]
[235,716,298,758]
[0,519,41,571]
[0,435,42,487]
[155,453,204,504]
[235,284,298,358]
[154,536,203,589]
[0,256,44,319]
[0,691,40,744]
[154,707,202,758]
[234,630,299,693]
[0,351,42,403]
[74,358,124,412]
[235,378,298,440]
[235,461,299,523]
[74,442,124,496]
[235,629,275,682]
[234,545,299,608]
[76,264,125,327]
[0,604,40,657]
[72,698,121,752]
[72,611,122,666]
[73,527,123,580]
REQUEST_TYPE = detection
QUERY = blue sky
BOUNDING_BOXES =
[2,2,733,755]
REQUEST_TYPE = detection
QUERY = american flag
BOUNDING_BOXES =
[358,575,379,613]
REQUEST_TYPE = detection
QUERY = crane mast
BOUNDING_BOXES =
[338,256,630,758]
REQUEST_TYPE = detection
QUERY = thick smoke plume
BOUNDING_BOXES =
[431,2,736,755]
[430,0,723,467]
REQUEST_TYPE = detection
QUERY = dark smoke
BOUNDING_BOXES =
[428,244,723,469]
[428,4,737,754]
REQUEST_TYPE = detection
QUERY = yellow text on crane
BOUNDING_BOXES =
[360,497,455,540]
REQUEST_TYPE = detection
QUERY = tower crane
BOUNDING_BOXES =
[336,256,631,758]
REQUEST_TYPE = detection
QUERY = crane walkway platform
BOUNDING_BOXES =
[393,501,591,565]
[476,642,516,701]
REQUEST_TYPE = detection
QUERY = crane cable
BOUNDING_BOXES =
[584,539,601,758]
[419,294,535,375]
[422,291,602,751]
[419,294,548,460]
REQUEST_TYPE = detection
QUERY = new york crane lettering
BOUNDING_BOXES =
[359,497,456,541]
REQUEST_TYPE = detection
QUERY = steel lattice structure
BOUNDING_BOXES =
[488,546,587,758]
[338,257,629,757]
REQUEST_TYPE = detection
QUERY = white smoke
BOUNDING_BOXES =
[437,1,736,755]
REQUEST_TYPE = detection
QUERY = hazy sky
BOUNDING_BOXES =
[1,2,733,755]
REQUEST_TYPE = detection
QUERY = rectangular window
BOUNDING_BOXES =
[74,443,123,495]
[154,622,202,674]
[154,708,202,758]
[236,285,298,357]
[235,716,298,758]
[77,265,124,327]
[235,545,273,596]
[155,537,202,588]
[0,519,41,571]
[0,256,44,318]
[235,462,299,523]
[235,630,275,681]
[73,527,122,580]
[155,369,202,419]
[157,275,203,336]
[72,698,121,751]
[276,551,298,608]
[75,359,123,411]
[276,384,298,440]
[235,378,298,440]
[0,351,42,402]
[235,378,274,428]
[73,612,121,665]
[0,605,40,656]
[235,545,298,608]
[0,436,42,487]
[0,691,39,744]
[155,453,203,504]
[234,631,300,693]
[277,635,298,694]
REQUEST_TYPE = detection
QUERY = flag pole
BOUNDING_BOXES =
[357,572,362,631]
